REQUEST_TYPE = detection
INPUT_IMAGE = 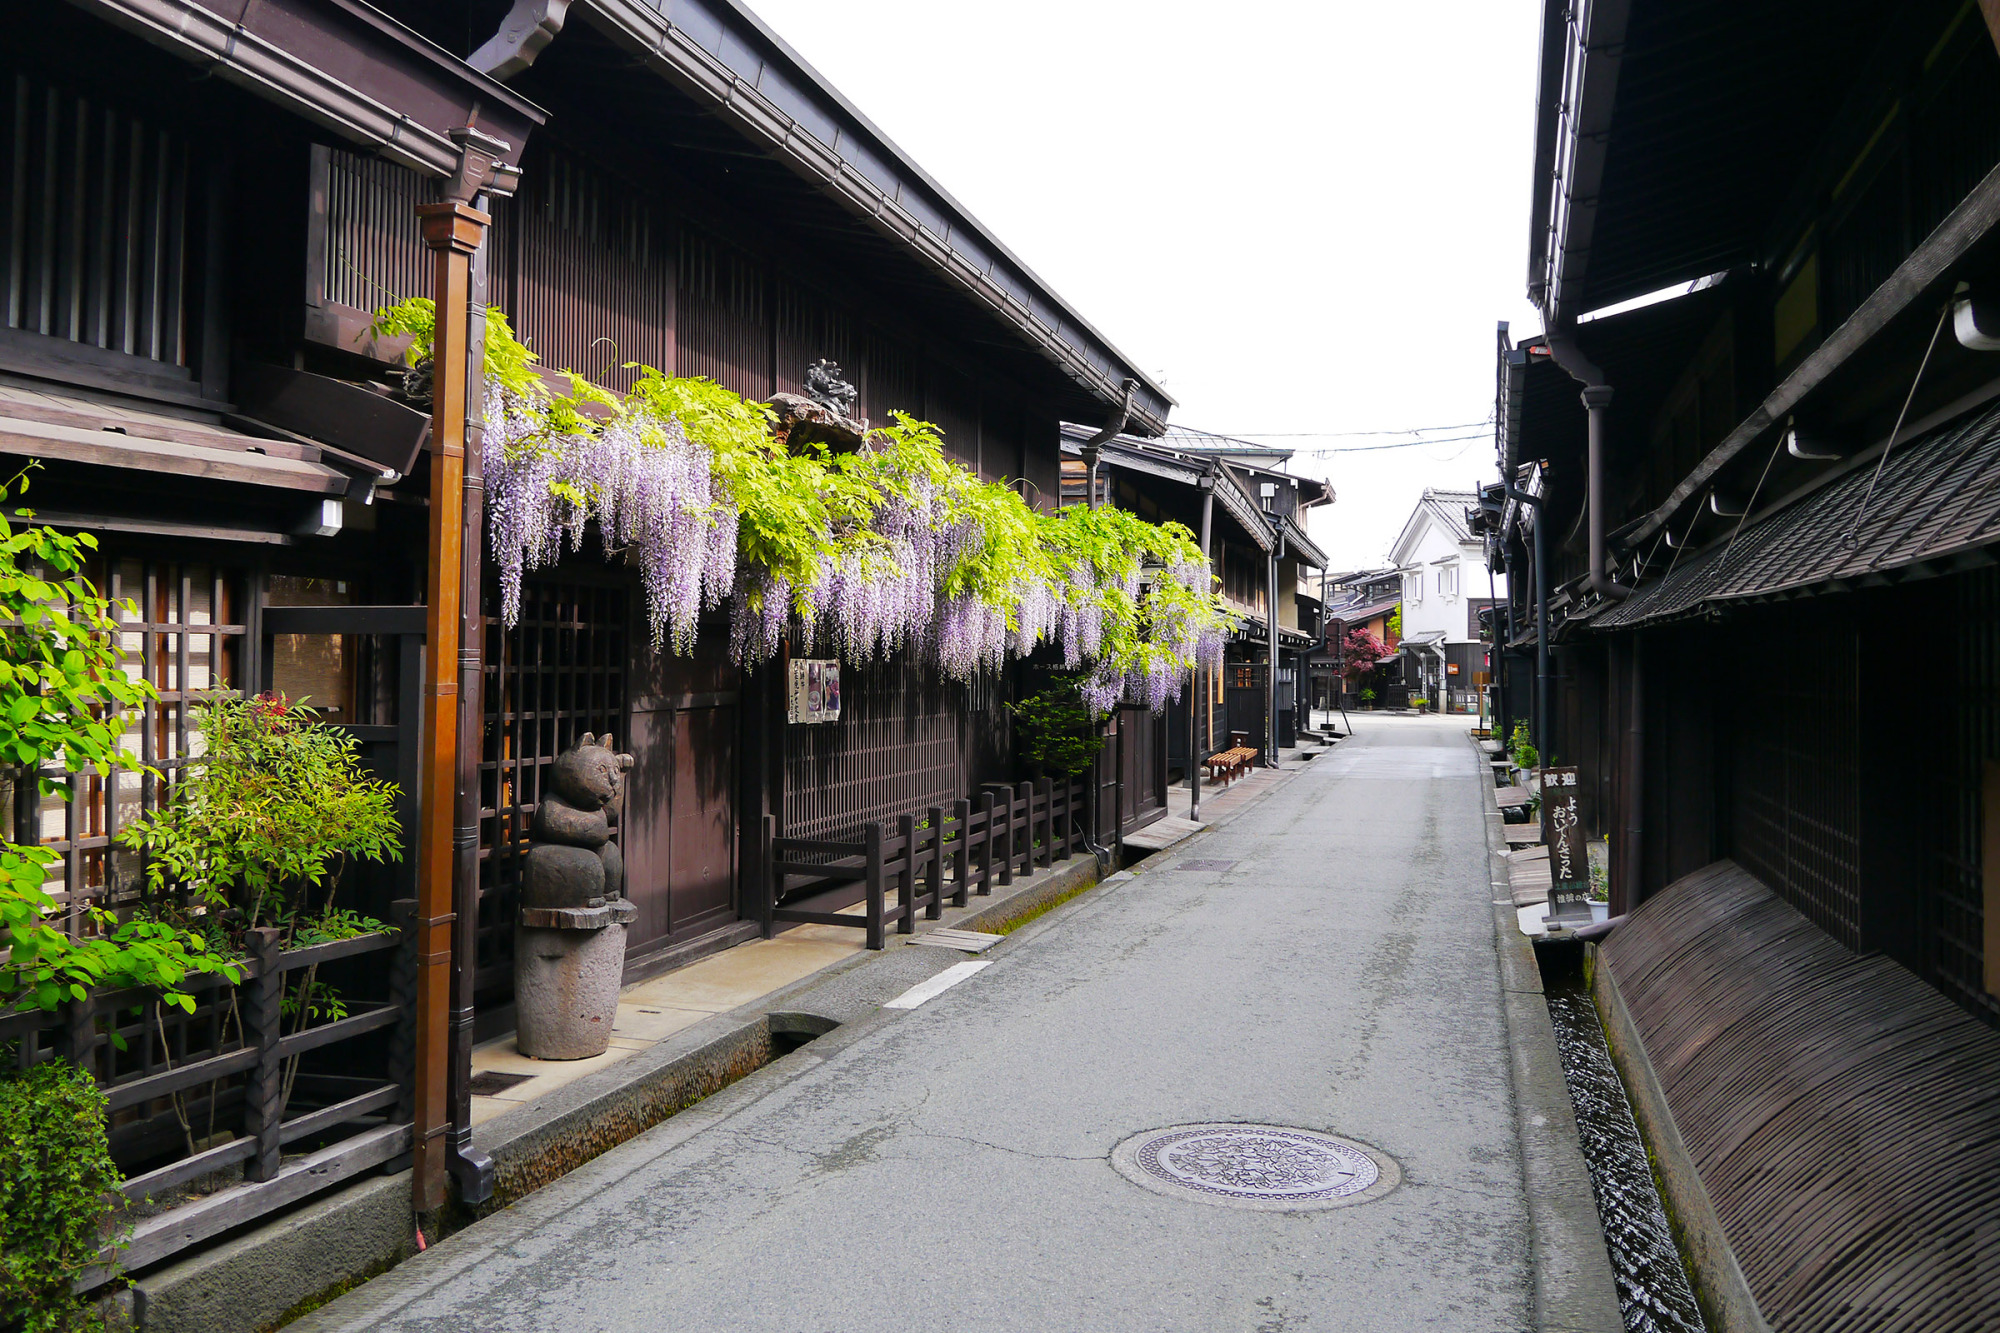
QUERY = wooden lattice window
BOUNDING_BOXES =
[477,572,628,998]
[22,557,244,930]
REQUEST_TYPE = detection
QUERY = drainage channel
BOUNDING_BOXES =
[1541,964,1707,1333]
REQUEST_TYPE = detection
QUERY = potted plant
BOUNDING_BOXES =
[1409,696,1430,712]
[1359,687,1377,709]
[1589,857,1610,923]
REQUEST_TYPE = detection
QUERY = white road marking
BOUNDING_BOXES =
[883,960,992,1009]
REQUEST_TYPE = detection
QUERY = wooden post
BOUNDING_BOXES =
[897,813,917,935]
[950,798,971,908]
[996,787,1014,888]
[762,813,779,938]
[925,805,945,919]
[1016,781,1035,876]
[864,822,885,951]
[976,791,995,895]
[242,928,285,1182]
[412,196,489,1214]
[1035,778,1052,868]
[448,204,496,1206]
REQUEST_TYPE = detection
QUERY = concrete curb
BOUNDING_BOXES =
[1590,949,1772,1333]
[1472,736,1623,1333]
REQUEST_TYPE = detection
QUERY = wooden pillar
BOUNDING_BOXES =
[412,197,489,1213]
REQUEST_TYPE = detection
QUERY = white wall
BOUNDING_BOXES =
[1392,516,1506,646]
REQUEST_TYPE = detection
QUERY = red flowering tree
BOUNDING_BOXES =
[1338,627,1390,683]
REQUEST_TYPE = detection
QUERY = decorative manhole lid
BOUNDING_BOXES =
[1110,1123,1399,1212]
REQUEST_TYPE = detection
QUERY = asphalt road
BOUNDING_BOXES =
[300,716,1560,1332]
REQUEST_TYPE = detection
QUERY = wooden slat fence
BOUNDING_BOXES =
[765,777,1086,950]
[1,912,416,1281]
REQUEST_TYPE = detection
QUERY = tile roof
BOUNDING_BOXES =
[1592,396,2000,629]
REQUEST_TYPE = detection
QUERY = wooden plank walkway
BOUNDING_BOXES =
[1503,824,1543,846]
[1506,845,1550,906]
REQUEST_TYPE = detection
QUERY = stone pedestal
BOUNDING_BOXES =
[514,900,637,1060]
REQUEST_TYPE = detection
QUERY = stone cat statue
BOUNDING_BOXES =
[521,733,634,910]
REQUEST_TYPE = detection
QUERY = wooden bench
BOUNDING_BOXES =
[1202,747,1259,786]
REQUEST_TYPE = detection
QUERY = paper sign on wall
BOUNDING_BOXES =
[788,659,842,725]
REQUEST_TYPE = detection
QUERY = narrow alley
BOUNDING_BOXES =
[297,716,1616,1333]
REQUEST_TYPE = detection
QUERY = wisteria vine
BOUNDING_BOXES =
[374,299,1235,713]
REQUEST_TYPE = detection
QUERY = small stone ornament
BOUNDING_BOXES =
[515,734,639,1060]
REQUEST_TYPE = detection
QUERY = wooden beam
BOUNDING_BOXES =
[411,198,488,1215]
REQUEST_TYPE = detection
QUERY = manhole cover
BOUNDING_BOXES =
[1175,859,1237,872]
[1110,1123,1399,1212]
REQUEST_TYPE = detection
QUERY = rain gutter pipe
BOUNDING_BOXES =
[1503,482,1550,759]
[1192,471,1214,820]
[1267,525,1283,766]
[1544,330,1633,601]
[1080,379,1137,510]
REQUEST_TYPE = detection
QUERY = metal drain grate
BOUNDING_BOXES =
[1110,1123,1399,1212]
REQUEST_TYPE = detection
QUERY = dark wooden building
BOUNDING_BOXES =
[1059,427,1329,770]
[1496,1,2000,1326]
[4,0,1170,1286]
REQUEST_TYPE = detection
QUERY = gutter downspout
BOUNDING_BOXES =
[1617,633,1645,917]
[1192,472,1214,820]
[1266,525,1282,766]
[1544,329,1632,601]
[1504,482,1550,758]
[1080,379,1137,510]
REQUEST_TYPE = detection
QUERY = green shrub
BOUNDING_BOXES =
[1008,676,1099,778]
[1509,721,1540,771]
[0,1061,124,1331]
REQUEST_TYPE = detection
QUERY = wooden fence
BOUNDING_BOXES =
[1,912,415,1280]
[765,778,1090,949]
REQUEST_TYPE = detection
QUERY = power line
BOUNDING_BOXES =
[1293,431,1492,455]
[1176,420,1490,439]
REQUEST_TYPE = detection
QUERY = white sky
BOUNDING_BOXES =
[750,0,1547,572]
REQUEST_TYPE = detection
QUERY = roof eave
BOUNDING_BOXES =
[582,0,1172,428]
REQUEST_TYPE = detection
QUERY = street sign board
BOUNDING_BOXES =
[1541,766,1591,926]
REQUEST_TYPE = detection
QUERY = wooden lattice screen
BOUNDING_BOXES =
[782,654,963,841]
[476,572,628,998]
[22,557,245,927]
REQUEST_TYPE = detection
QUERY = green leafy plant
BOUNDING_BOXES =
[1360,687,1377,704]
[0,469,222,1016]
[117,692,401,936]
[0,1060,125,1331]
[1509,721,1540,771]
[1009,677,1100,778]
[1589,858,1609,904]
[1410,697,1430,710]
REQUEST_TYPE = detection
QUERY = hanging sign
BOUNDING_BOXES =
[1446,662,1461,676]
[788,659,842,724]
[1541,766,1591,926]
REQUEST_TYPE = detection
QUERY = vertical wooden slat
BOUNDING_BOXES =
[1016,781,1035,877]
[897,812,916,935]
[949,798,969,909]
[242,928,284,1182]
[1036,777,1052,868]
[863,821,884,951]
